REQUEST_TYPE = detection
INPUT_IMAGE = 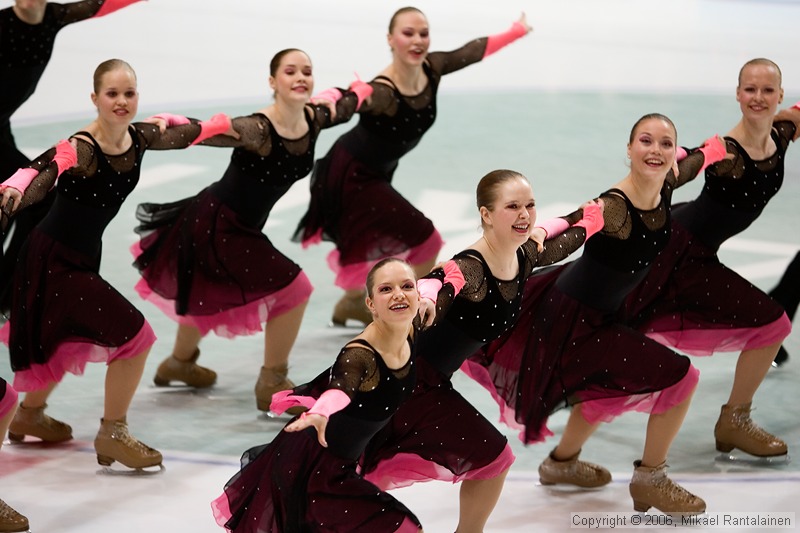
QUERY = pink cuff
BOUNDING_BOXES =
[442,260,466,296]
[348,75,373,110]
[675,146,688,162]
[191,113,231,146]
[793,101,800,110]
[2,168,38,196]
[483,21,527,58]
[573,203,604,239]
[93,0,144,18]
[311,87,343,105]
[536,217,570,238]
[53,139,77,175]
[697,135,727,172]
[307,389,351,419]
[417,278,443,302]
[151,113,191,127]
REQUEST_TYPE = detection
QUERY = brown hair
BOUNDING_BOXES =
[475,169,527,211]
[269,48,308,76]
[389,6,425,33]
[628,113,677,144]
[93,59,136,93]
[738,58,782,87]
[366,257,413,298]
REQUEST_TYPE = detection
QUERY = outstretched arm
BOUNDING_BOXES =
[61,0,145,24]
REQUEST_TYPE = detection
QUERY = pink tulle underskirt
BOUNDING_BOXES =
[363,444,515,491]
[0,383,18,418]
[644,314,791,356]
[579,364,700,425]
[0,321,156,392]
[133,272,312,339]
[327,230,444,291]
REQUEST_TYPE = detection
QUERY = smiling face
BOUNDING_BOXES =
[387,9,430,66]
[736,62,783,122]
[480,175,536,244]
[91,66,138,125]
[626,117,677,181]
[366,260,419,324]
[269,49,313,104]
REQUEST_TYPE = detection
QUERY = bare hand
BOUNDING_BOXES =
[418,297,436,326]
[0,186,22,213]
[529,226,545,251]
[774,107,800,141]
[284,413,329,447]
[142,115,167,134]
[517,12,533,33]
[312,97,338,121]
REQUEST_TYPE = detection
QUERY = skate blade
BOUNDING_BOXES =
[714,451,790,467]
[96,463,166,476]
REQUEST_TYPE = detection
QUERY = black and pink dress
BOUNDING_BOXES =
[361,226,587,489]
[132,101,359,337]
[0,122,203,391]
[211,338,421,533]
[624,121,797,354]
[294,37,502,290]
[465,152,709,444]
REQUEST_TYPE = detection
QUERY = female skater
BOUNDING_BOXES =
[212,258,426,533]
[131,48,371,411]
[294,7,532,327]
[466,115,727,514]
[0,379,27,532]
[0,58,232,471]
[624,59,799,459]
[360,169,603,532]
[0,0,145,315]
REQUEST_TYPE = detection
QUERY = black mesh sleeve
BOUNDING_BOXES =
[58,0,104,24]
[526,226,587,270]
[669,148,706,189]
[775,120,797,149]
[426,38,487,76]
[329,345,379,396]
[197,114,267,150]
[135,122,202,151]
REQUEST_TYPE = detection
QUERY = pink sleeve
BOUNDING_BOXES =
[2,168,39,195]
[573,203,604,239]
[536,217,570,238]
[311,87,344,105]
[483,21,528,58]
[150,113,191,127]
[348,78,373,110]
[306,389,352,419]
[190,113,232,146]
[92,0,144,18]
[53,139,77,175]
[442,260,466,296]
[697,135,728,172]
[417,278,443,302]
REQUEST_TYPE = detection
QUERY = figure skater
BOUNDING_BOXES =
[0,58,232,471]
[294,7,532,327]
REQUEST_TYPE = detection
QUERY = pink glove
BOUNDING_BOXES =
[417,278,443,303]
[150,113,191,127]
[93,0,144,18]
[311,87,344,106]
[190,113,231,146]
[53,139,77,175]
[697,135,728,172]
[573,202,604,239]
[483,21,528,58]
[1,168,38,195]
[348,74,373,110]
[535,217,570,238]
[442,260,466,296]
[305,389,351,419]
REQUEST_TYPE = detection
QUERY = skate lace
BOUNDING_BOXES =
[653,471,699,504]
[0,499,23,521]
[733,408,779,443]
[112,425,158,455]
